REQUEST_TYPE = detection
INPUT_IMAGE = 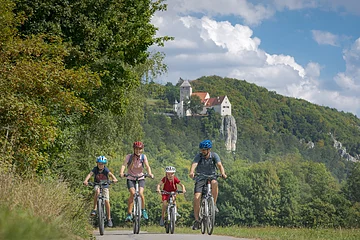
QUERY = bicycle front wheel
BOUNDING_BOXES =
[200,198,206,234]
[207,197,215,235]
[170,206,175,234]
[97,199,105,236]
[133,196,141,234]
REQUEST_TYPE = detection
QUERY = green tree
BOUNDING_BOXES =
[188,95,203,116]
[344,162,360,202]
[0,34,100,173]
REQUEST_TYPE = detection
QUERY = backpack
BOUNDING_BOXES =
[127,154,145,168]
[198,152,217,169]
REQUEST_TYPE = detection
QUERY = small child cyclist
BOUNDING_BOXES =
[83,156,118,227]
[156,166,186,226]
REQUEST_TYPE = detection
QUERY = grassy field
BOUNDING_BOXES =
[126,225,360,240]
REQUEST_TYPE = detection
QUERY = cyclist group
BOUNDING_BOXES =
[83,139,227,230]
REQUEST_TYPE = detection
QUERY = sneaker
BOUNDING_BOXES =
[125,214,132,222]
[107,219,113,227]
[215,205,219,213]
[90,209,96,216]
[142,209,149,220]
[159,217,164,226]
[192,220,201,230]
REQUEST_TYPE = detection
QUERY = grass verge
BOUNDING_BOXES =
[139,225,360,240]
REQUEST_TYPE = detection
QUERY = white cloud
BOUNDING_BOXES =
[174,0,275,25]
[272,0,360,14]
[312,30,339,46]
[152,1,360,117]
[334,38,360,94]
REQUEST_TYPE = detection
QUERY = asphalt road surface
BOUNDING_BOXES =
[94,230,254,240]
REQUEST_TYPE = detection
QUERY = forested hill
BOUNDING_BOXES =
[145,75,360,181]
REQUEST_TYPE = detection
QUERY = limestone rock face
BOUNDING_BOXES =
[220,115,237,151]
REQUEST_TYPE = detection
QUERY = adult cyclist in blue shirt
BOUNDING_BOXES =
[189,140,227,230]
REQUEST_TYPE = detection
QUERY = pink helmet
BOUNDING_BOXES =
[133,141,144,149]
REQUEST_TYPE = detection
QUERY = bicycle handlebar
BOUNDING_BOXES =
[195,173,223,179]
[161,190,183,195]
[123,173,151,179]
[87,180,114,187]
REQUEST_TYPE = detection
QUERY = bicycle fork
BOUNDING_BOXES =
[201,181,212,219]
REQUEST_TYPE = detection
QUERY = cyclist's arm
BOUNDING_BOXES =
[156,180,164,193]
[83,171,94,185]
[216,162,227,179]
[144,158,154,178]
[178,183,186,193]
[119,155,130,177]
[189,162,198,178]
[108,172,118,182]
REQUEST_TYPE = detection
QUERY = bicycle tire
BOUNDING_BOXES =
[170,206,175,234]
[98,199,105,236]
[200,198,206,234]
[134,196,141,234]
[165,220,170,233]
[207,197,215,235]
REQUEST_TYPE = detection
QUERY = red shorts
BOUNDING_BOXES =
[162,194,170,202]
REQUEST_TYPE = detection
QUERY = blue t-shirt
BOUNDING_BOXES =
[193,152,220,177]
[92,166,110,188]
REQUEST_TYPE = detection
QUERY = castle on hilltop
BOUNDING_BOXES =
[174,80,232,117]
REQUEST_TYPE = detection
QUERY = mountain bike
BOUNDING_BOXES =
[124,173,149,234]
[161,190,183,234]
[196,173,222,235]
[87,180,113,236]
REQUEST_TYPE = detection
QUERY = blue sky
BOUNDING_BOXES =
[151,0,360,117]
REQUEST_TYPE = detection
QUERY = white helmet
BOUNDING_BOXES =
[165,166,176,173]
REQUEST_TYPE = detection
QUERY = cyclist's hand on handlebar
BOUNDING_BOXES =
[149,173,154,179]
[189,172,195,179]
[119,173,124,178]
[221,173,227,179]
[83,181,88,186]
[113,179,118,183]
[157,189,161,195]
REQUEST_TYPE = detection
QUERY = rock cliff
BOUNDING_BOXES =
[220,115,237,151]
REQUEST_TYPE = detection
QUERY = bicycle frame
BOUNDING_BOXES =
[88,180,112,236]
[196,173,221,235]
[124,173,148,234]
[162,190,182,234]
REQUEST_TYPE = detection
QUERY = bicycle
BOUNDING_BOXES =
[161,190,183,234]
[124,173,150,234]
[196,173,222,235]
[87,180,113,236]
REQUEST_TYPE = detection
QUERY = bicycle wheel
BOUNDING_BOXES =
[165,219,170,234]
[200,198,206,234]
[207,197,215,235]
[97,199,105,236]
[165,206,170,234]
[170,206,175,234]
[133,196,141,234]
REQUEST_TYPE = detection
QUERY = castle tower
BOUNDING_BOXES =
[180,80,192,102]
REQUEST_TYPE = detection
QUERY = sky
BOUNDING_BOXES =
[150,0,360,117]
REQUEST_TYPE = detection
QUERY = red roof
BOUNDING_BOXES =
[192,92,209,103]
[205,96,226,107]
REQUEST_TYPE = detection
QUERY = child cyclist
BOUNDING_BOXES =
[119,141,154,221]
[156,166,186,226]
[83,156,118,227]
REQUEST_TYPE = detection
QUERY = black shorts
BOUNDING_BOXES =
[194,178,217,194]
[127,179,145,189]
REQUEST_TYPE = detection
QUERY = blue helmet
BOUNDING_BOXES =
[96,156,107,164]
[199,140,212,149]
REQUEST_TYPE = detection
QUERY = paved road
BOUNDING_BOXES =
[94,230,254,240]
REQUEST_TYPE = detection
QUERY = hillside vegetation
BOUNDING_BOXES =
[1,0,360,239]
